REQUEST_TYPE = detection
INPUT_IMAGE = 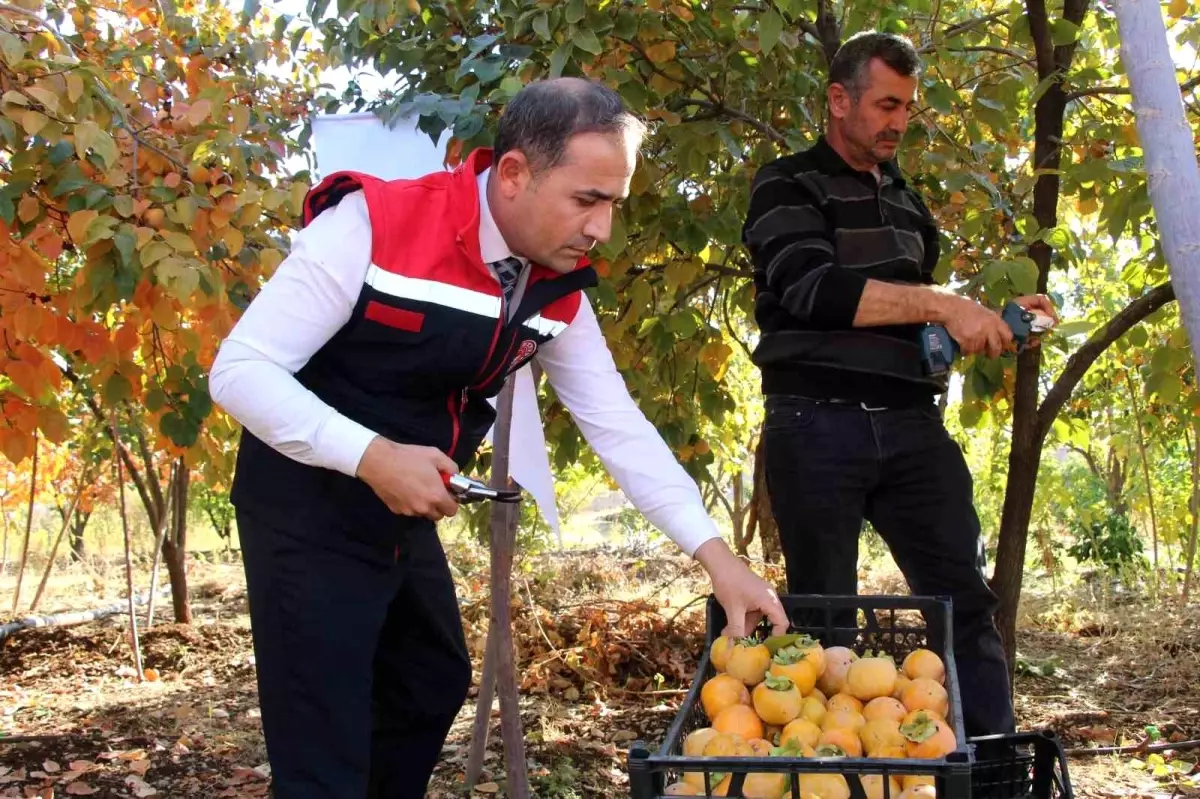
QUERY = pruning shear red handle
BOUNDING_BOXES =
[441,472,521,504]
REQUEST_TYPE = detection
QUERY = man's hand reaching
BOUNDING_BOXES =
[693,538,789,639]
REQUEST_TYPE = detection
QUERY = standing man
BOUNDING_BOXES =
[741,32,1055,737]
[210,77,787,799]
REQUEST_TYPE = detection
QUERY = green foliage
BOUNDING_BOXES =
[1067,513,1147,573]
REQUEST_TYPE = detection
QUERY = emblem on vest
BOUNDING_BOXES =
[509,339,538,370]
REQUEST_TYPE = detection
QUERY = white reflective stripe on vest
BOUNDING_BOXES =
[367,264,502,319]
[366,264,569,337]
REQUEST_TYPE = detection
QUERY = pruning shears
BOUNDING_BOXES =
[441,472,522,504]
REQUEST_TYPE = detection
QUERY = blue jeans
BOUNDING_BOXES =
[762,394,1015,737]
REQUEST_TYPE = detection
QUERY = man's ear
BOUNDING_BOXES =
[827,83,851,120]
[494,150,531,199]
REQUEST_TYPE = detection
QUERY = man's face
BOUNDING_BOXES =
[830,57,918,165]
[493,131,634,274]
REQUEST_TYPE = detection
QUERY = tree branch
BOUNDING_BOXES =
[58,366,157,520]
[0,2,76,56]
[1067,73,1200,102]
[1036,282,1176,437]
[669,99,788,147]
[133,426,165,520]
[940,45,1028,59]
[941,11,1007,39]
[1066,443,1103,482]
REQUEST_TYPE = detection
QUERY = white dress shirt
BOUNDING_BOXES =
[209,169,721,556]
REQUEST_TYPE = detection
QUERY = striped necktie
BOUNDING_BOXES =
[491,256,522,307]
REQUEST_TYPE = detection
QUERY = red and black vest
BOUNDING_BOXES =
[229,148,597,558]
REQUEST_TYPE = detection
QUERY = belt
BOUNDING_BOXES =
[769,394,891,412]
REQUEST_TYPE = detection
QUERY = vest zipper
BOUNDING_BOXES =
[473,334,521,391]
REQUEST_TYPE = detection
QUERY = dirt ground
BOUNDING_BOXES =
[1,547,1197,798]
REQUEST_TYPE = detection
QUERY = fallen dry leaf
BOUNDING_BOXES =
[129,759,152,776]
[68,761,95,773]
[125,775,157,797]
[65,782,98,795]
[474,782,500,794]
[42,761,60,774]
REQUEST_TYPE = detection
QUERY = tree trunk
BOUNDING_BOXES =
[162,459,192,624]
[991,0,1091,676]
[1112,0,1200,369]
[69,509,89,562]
[731,471,751,557]
[749,435,782,564]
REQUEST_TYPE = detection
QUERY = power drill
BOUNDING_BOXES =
[920,301,1055,377]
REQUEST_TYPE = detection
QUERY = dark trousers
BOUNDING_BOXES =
[762,395,1015,737]
[237,509,472,799]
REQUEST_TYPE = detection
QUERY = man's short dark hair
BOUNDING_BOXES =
[827,31,921,99]
[494,77,646,172]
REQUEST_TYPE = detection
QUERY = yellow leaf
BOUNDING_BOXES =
[140,240,172,266]
[66,72,84,104]
[230,103,251,136]
[161,230,197,254]
[222,226,245,256]
[289,181,309,217]
[21,109,48,135]
[699,341,734,381]
[259,248,283,275]
[670,3,695,21]
[262,188,287,211]
[186,99,213,127]
[67,210,98,245]
[1168,0,1188,17]
[407,0,419,11]
[1077,196,1098,215]
[172,197,197,226]
[644,41,676,63]
[25,85,59,113]
[135,226,156,249]
[17,196,40,223]
[37,407,69,444]
[156,257,200,300]
[2,89,28,106]
[949,191,967,204]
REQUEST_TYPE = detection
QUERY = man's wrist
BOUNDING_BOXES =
[926,287,963,325]
[693,537,737,574]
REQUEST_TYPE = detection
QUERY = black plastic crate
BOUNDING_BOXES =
[970,731,1074,799]
[628,594,974,798]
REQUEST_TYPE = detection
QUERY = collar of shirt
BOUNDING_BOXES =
[476,167,529,267]
[812,134,904,186]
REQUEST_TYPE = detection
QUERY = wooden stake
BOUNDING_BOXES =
[464,626,498,789]
[11,431,38,614]
[110,411,144,681]
[145,461,175,629]
[1125,372,1160,592]
[485,380,530,798]
[28,477,87,613]
[1183,421,1199,605]
[1,471,11,578]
